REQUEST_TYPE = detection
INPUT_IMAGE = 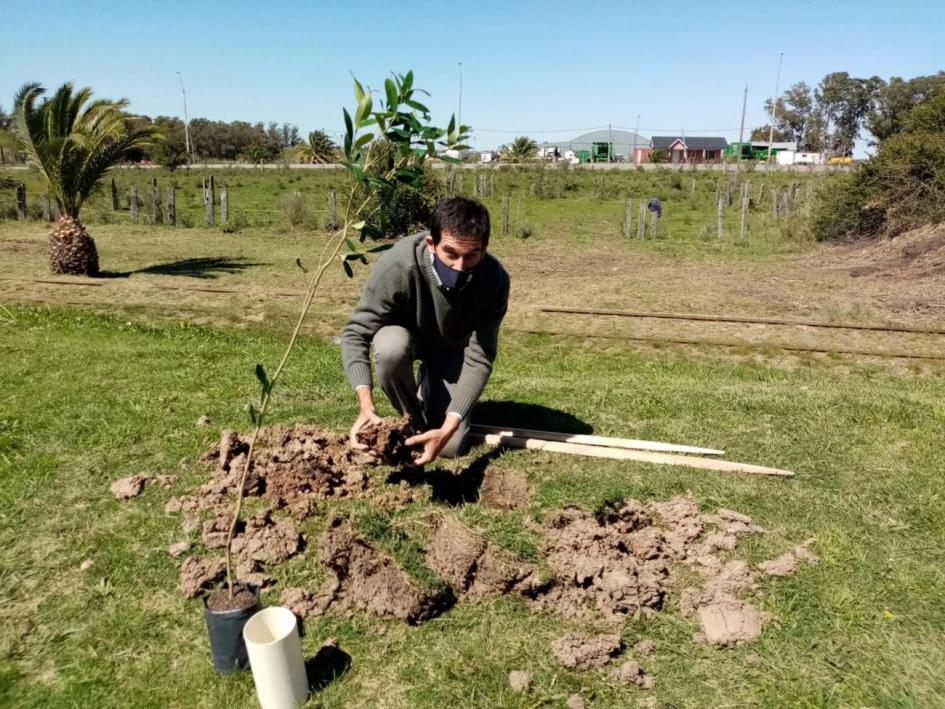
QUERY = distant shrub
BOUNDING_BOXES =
[285,191,307,227]
[811,131,945,240]
[222,210,249,233]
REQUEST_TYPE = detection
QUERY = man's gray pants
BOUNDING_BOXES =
[372,325,470,458]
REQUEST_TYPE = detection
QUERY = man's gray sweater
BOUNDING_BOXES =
[340,232,510,419]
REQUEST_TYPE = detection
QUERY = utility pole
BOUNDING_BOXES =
[176,71,195,165]
[632,114,640,165]
[737,83,748,169]
[766,52,784,164]
[457,62,463,129]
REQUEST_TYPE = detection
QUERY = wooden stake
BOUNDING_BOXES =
[470,424,724,456]
[206,175,215,226]
[152,177,162,224]
[15,183,26,220]
[717,195,724,239]
[637,200,646,239]
[221,188,229,225]
[471,434,794,477]
[167,187,176,227]
[327,189,337,230]
[111,178,119,211]
[42,190,51,221]
[130,186,138,224]
[649,208,659,238]
[501,197,510,236]
[624,198,632,238]
[740,192,749,241]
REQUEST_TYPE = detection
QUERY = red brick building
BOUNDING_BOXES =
[633,136,729,165]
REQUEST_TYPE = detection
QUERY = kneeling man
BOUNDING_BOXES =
[341,196,510,464]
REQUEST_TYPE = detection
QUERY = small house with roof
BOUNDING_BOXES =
[633,136,729,165]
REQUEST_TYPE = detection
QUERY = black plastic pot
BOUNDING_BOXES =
[202,583,262,673]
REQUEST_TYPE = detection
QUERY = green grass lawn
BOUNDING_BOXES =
[2,303,944,707]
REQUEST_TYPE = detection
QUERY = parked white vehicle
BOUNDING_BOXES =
[777,150,825,166]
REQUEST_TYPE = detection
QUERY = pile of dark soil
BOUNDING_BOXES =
[127,418,819,661]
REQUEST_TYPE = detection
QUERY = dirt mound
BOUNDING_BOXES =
[317,518,445,624]
[614,660,655,689]
[230,510,302,564]
[110,473,175,499]
[478,465,529,510]
[281,584,337,619]
[424,514,541,598]
[842,225,945,280]
[198,425,375,520]
[532,501,672,622]
[695,599,768,645]
[550,633,621,670]
[179,556,226,598]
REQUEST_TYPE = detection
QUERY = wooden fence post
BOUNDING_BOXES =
[111,178,119,211]
[130,186,138,224]
[740,191,749,241]
[649,208,659,238]
[327,189,337,230]
[206,175,215,226]
[717,195,725,239]
[15,183,26,220]
[42,190,51,221]
[637,200,646,239]
[152,177,162,224]
[623,198,632,238]
[690,179,696,198]
[501,197,510,236]
[167,187,176,226]
[221,188,229,225]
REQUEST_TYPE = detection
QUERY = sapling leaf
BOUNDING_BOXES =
[345,237,357,252]
[254,363,270,394]
[247,403,259,426]
[366,242,394,253]
[351,220,366,231]
[295,258,308,273]
[342,260,354,278]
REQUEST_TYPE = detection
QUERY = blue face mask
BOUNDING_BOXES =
[432,253,474,291]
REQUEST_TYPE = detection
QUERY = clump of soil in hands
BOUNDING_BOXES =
[355,417,416,466]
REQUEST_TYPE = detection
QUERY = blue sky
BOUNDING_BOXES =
[3,0,944,152]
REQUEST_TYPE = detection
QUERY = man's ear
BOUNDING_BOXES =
[425,234,435,251]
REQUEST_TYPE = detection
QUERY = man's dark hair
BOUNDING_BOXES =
[430,196,490,246]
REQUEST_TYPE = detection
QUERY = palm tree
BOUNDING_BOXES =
[12,82,158,276]
[294,130,338,164]
[503,136,538,163]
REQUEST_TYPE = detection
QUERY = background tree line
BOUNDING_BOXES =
[752,71,945,156]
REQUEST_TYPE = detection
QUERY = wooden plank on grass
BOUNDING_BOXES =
[470,424,724,456]
[470,433,794,477]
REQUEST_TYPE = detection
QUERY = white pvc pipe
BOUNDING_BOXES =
[243,607,309,709]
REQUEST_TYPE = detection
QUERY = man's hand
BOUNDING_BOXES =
[405,414,461,466]
[350,387,382,451]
